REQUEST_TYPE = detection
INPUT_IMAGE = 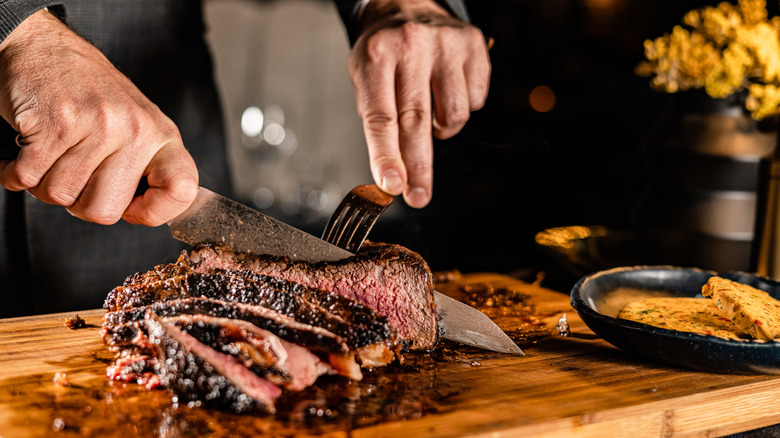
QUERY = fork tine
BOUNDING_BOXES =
[329,206,363,250]
[322,203,354,244]
[322,184,393,253]
[341,210,381,253]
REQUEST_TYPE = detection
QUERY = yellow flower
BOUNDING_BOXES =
[747,83,780,119]
[740,0,768,25]
[736,22,780,82]
[640,0,780,119]
[706,42,751,97]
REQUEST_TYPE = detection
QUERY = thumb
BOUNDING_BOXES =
[122,144,199,226]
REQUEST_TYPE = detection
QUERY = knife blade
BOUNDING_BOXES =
[168,187,523,355]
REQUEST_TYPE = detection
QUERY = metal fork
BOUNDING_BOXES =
[322,184,393,253]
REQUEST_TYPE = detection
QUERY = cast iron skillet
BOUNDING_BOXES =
[571,266,780,374]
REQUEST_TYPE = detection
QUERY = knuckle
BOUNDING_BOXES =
[467,26,485,43]
[363,111,397,133]
[167,172,199,205]
[439,105,470,128]
[159,120,182,145]
[81,206,122,225]
[363,22,423,63]
[127,208,160,227]
[44,186,79,206]
[14,169,42,189]
[363,35,395,66]
[398,108,429,131]
[399,21,424,42]
[373,153,402,168]
[406,159,432,175]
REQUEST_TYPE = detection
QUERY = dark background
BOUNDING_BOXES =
[369,0,755,290]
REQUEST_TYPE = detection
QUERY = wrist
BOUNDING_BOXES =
[0,1,64,43]
[361,0,449,22]
[359,0,453,36]
[0,9,60,52]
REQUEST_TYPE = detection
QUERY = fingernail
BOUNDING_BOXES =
[406,187,430,208]
[381,171,404,194]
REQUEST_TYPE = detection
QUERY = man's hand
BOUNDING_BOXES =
[0,9,198,226]
[348,0,490,208]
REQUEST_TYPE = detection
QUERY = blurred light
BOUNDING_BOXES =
[241,106,264,138]
[535,226,592,250]
[584,0,624,14]
[277,129,297,154]
[307,189,330,211]
[263,122,286,146]
[252,187,275,209]
[264,104,285,125]
[529,85,556,113]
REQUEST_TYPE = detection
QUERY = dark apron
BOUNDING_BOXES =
[0,0,233,316]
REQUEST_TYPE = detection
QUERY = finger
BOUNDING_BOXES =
[431,58,470,140]
[464,33,491,111]
[122,143,199,226]
[65,153,147,225]
[0,132,72,191]
[27,138,109,207]
[396,58,434,208]
[351,46,407,196]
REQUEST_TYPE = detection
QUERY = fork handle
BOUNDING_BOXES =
[353,184,393,206]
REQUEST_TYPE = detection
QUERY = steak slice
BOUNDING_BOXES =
[122,263,189,287]
[180,242,438,350]
[105,352,162,390]
[146,314,282,413]
[105,269,395,350]
[157,314,331,391]
[102,298,366,379]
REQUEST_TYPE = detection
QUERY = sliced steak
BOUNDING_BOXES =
[102,298,366,379]
[105,352,162,390]
[105,298,349,356]
[180,242,438,350]
[159,315,293,387]
[101,239,433,412]
[105,269,395,350]
[158,314,332,390]
[146,315,282,413]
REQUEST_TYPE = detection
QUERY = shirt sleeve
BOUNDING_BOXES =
[332,0,470,45]
[0,1,65,42]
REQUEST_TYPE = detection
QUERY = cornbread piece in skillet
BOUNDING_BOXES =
[702,276,780,340]
[618,297,748,340]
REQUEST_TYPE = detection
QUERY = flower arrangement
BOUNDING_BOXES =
[636,0,780,120]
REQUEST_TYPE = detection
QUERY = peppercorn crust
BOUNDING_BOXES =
[702,276,780,340]
[618,297,748,340]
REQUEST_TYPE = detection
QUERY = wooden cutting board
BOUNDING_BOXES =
[1,272,779,437]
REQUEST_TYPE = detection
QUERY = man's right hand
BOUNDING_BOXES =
[0,9,199,227]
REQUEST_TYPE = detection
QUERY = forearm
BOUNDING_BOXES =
[0,0,64,42]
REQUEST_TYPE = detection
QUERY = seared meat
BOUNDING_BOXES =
[146,315,282,413]
[101,241,438,413]
[179,242,438,350]
[102,298,365,380]
[105,269,394,348]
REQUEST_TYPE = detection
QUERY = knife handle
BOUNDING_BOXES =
[0,134,150,197]
[0,134,21,161]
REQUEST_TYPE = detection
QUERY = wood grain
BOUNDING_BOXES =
[0,273,777,437]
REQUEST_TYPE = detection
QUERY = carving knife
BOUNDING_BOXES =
[166,187,523,355]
